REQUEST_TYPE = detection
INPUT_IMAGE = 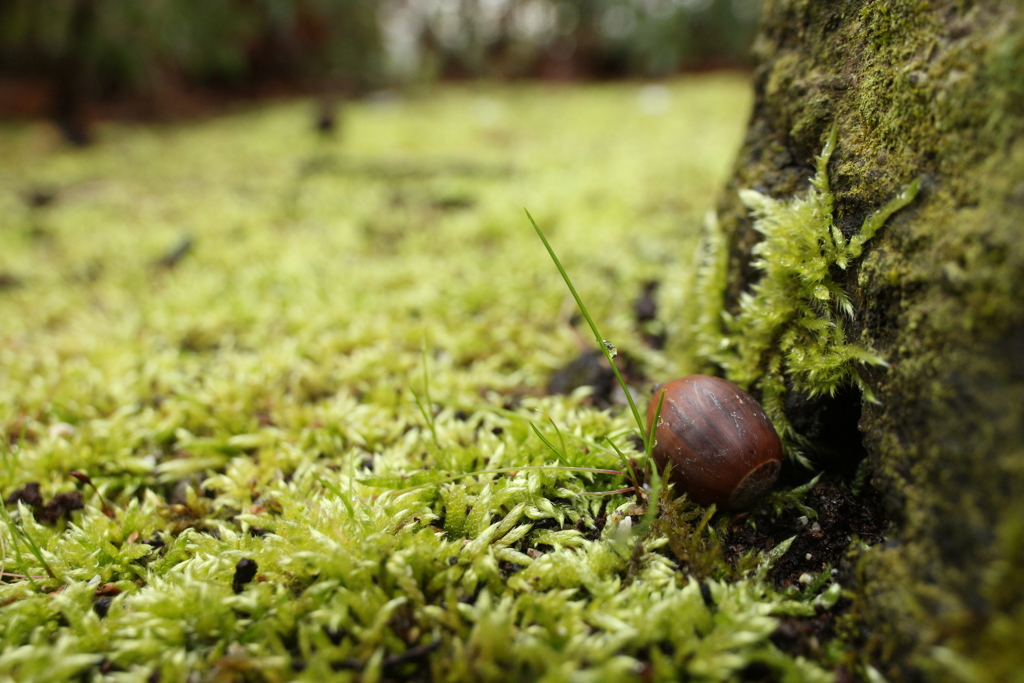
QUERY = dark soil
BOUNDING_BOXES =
[546,349,648,408]
[723,474,891,589]
[723,472,892,673]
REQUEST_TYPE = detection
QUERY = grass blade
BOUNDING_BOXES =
[525,209,648,453]
[0,504,57,581]
[312,472,356,518]
[646,388,666,460]
[531,422,567,462]
[603,436,640,491]
[416,341,441,449]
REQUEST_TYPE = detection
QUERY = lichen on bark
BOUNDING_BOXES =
[695,0,1024,679]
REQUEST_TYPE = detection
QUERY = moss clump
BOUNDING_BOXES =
[695,126,920,457]
[0,78,850,682]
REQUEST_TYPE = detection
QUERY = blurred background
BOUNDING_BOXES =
[0,0,762,142]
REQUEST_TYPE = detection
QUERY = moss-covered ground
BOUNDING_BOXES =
[0,77,870,682]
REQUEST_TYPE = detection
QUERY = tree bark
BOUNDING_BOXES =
[52,0,96,146]
[709,1,1024,679]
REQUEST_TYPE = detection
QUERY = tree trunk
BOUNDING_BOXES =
[706,1,1024,679]
[52,0,96,146]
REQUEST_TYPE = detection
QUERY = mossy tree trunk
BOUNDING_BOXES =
[709,1,1024,679]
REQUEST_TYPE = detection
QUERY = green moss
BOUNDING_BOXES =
[0,79,846,682]
[859,1,933,49]
[695,126,920,458]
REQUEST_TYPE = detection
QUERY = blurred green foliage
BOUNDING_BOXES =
[0,0,383,95]
[0,0,761,102]
[403,0,763,80]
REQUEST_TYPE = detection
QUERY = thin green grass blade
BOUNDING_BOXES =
[646,388,666,460]
[448,401,620,459]
[416,341,441,449]
[638,463,665,530]
[525,209,648,451]
[0,504,56,581]
[312,472,356,518]
[412,389,441,450]
[546,415,570,466]
[577,487,635,496]
[532,422,568,462]
[603,436,639,490]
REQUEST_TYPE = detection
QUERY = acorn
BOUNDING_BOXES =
[646,375,782,509]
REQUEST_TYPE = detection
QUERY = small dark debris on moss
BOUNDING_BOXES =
[98,659,120,674]
[169,476,203,505]
[431,195,476,211]
[0,272,24,290]
[634,280,667,349]
[4,420,39,444]
[634,281,659,323]
[232,558,259,594]
[142,533,166,549]
[154,235,194,270]
[93,596,113,618]
[179,328,222,354]
[499,560,523,577]
[585,513,609,541]
[23,187,57,208]
[6,482,44,508]
[737,660,780,682]
[316,100,337,135]
[94,583,122,597]
[548,350,610,399]
[7,484,84,523]
[699,581,715,608]
[38,491,85,523]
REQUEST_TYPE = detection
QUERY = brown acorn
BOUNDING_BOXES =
[646,375,782,509]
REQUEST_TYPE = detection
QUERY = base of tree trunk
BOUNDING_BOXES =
[702,2,1024,678]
